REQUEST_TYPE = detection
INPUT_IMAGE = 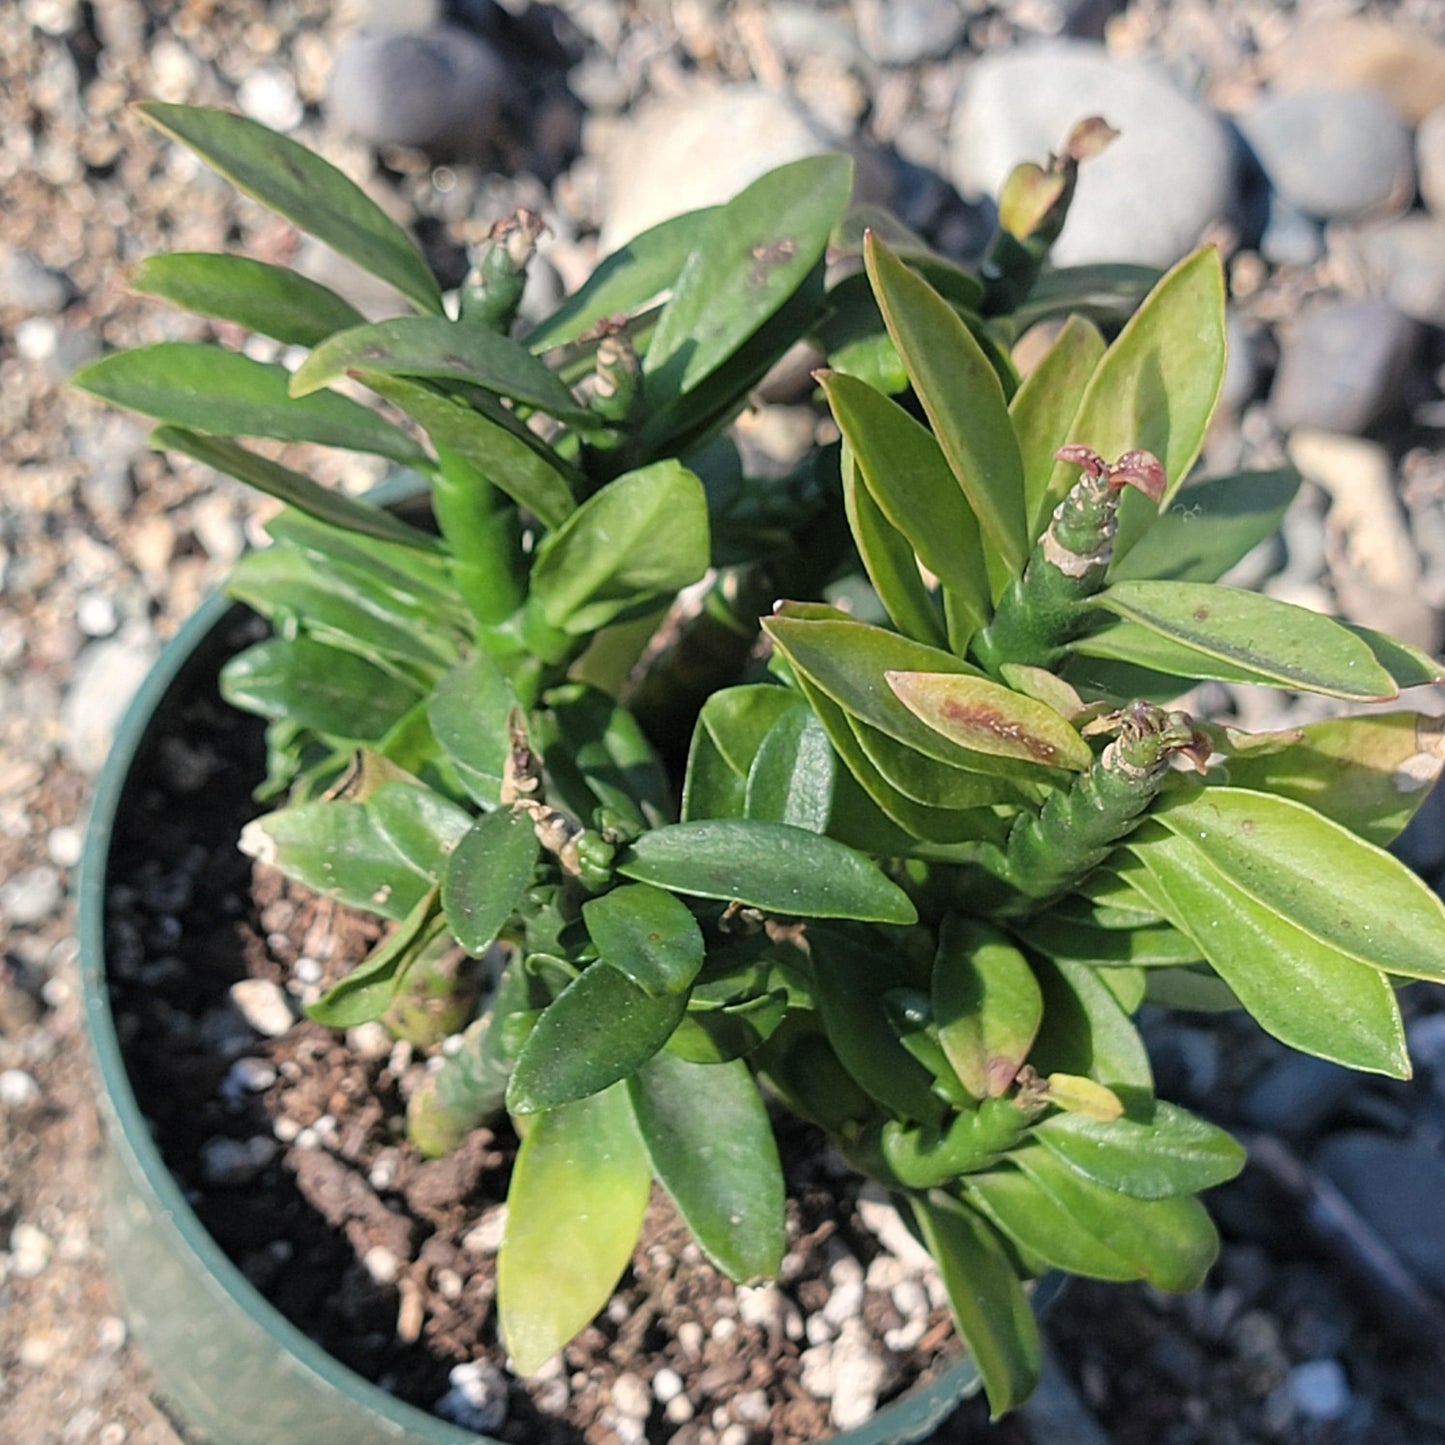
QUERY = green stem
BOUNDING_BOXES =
[430,443,527,630]
[879,1097,1033,1189]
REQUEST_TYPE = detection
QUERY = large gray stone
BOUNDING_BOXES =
[597,85,891,251]
[1314,1132,1445,1292]
[1347,214,1445,328]
[60,631,159,774]
[855,0,969,68]
[949,43,1235,267]
[326,26,507,158]
[1237,88,1414,222]
[1268,297,1418,435]
[1418,103,1445,218]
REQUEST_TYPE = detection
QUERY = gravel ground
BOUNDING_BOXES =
[5,1,1445,1441]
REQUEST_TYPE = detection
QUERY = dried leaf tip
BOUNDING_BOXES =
[1054,445,1167,505]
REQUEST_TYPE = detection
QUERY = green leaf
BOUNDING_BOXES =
[136,102,443,314]
[832,206,985,311]
[238,799,433,920]
[1029,954,1153,1097]
[806,926,943,1123]
[131,252,367,347]
[840,441,948,649]
[1223,712,1445,846]
[367,778,473,873]
[583,884,705,997]
[910,1194,1041,1419]
[73,344,426,463]
[442,808,539,956]
[1008,314,1106,536]
[744,708,836,832]
[1040,246,1226,560]
[963,1168,1138,1282]
[1006,263,1160,335]
[682,722,748,823]
[291,316,594,423]
[645,154,853,398]
[933,916,1043,1100]
[545,684,673,831]
[618,820,917,923]
[1111,469,1300,584]
[530,460,709,633]
[1153,787,1445,983]
[822,371,992,638]
[427,654,521,806]
[1090,581,1397,700]
[221,635,421,740]
[849,716,1022,814]
[667,990,789,1064]
[306,887,446,1028]
[697,685,807,778]
[360,372,578,529]
[526,207,717,352]
[498,1083,651,1373]
[1122,828,1409,1077]
[1013,914,1203,969]
[152,428,442,551]
[1011,1142,1219,1292]
[1343,622,1445,689]
[1142,968,1243,1013]
[864,234,1027,578]
[886,671,1092,772]
[628,1052,785,1281]
[507,963,688,1114]
[1033,1101,1245,1200]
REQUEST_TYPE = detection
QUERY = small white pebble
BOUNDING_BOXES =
[312,1113,339,1144]
[293,956,323,986]
[220,1057,276,1106]
[664,1394,695,1424]
[606,1296,632,1324]
[611,1372,651,1420]
[462,1206,507,1255]
[292,1127,320,1151]
[827,1251,864,1287]
[369,1151,400,1191]
[676,1320,705,1359]
[363,1246,400,1285]
[736,1284,783,1329]
[9,1223,53,1279]
[435,1268,463,1302]
[436,1358,509,1433]
[19,1331,60,1368]
[1288,1358,1351,1422]
[652,1367,684,1403]
[0,1070,41,1108]
[718,1425,749,1445]
[805,1313,836,1346]
[15,317,58,361]
[47,823,84,866]
[96,1316,127,1352]
[229,979,294,1037]
[98,1423,127,1445]
[731,1389,769,1425]
[865,1254,906,1292]
[884,1318,927,1352]
[389,1039,414,1074]
[273,1115,302,1143]
[891,1278,928,1319]
[822,1278,864,1329]
[347,1021,393,1060]
[712,1316,738,1343]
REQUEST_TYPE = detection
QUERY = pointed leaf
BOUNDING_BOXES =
[1092,581,1397,700]
[499,1083,650,1373]
[1043,1073,1124,1121]
[646,154,853,397]
[1012,1143,1219,1292]
[698,685,808,778]
[73,344,425,463]
[136,102,443,314]
[933,917,1043,1100]
[307,888,446,1028]
[744,708,836,832]
[910,1194,1041,1419]
[427,654,522,806]
[964,1168,1138,1282]
[618,820,917,923]
[526,207,718,352]
[221,635,421,739]
[1343,622,1445,689]
[1223,712,1445,846]
[1122,828,1409,1077]
[841,443,948,648]
[865,235,1027,576]
[850,716,1021,812]
[1013,914,1202,968]
[151,427,441,551]
[291,316,593,423]
[1111,469,1300,583]
[367,779,473,873]
[1040,246,1226,560]
[1034,1101,1245,1200]
[1153,787,1445,983]
[131,252,367,347]
[887,671,1092,772]
[1029,954,1153,1096]
[823,370,992,636]
[507,963,688,1113]
[442,808,539,956]
[583,884,704,997]
[531,460,709,633]
[1009,314,1106,535]
[629,1052,785,1281]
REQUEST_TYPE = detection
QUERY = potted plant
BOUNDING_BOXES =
[75,102,1445,1442]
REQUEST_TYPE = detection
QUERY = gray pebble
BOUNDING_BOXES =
[855,0,969,67]
[1258,192,1325,269]
[1,866,64,927]
[1268,297,1417,435]
[60,632,158,774]
[436,1359,508,1434]
[1288,1358,1351,1422]
[75,592,118,639]
[355,0,444,29]
[229,978,295,1038]
[1348,214,1445,327]
[326,26,508,158]
[237,67,303,133]
[950,42,1234,267]
[199,1135,277,1186]
[1418,103,1445,218]
[1314,1132,1445,1291]
[611,1372,651,1421]
[1219,308,1261,413]
[1238,88,1413,222]
[1240,1053,1357,1137]
[0,244,68,316]
[652,1367,684,1403]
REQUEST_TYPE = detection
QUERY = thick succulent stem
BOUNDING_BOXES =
[877,1096,1037,1188]
[459,209,546,333]
[972,446,1166,674]
[430,443,528,630]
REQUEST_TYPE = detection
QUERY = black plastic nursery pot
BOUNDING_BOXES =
[76,581,1057,1445]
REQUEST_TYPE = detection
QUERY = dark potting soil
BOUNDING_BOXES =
[100,609,1007,1445]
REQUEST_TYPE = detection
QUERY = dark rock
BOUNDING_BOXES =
[1241,1053,1359,1138]
[1268,298,1417,435]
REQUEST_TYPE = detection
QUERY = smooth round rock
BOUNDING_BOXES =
[326,26,507,157]
[1348,214,1445,328]
[1418,104,1445,218]
[597,85,891,250]
[1258,192,1324,269]
[949,43,1235,267]
[855,0,969,67]
[1268,297,1417,436]
[1237,88,1413,222]
[1288,1359,1351,1423]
